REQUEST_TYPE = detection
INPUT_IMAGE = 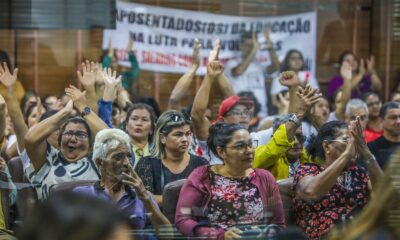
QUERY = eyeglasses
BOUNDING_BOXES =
[62,130,88,140]
[225,139,258,152]
[226,110,251,117]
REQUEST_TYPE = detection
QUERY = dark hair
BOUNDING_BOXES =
[361,91,381,102]
[136,97,161,118]
[58,117,92,147]
[18,192,129,240]
[306,121,347,161]
[338,50,354,67]
[380,101,400,119]
[329,88,343,110]
[238,91,261,116]
[0,50,11,70]
[280,49,305,72]
[123,103,157,143]
[206,122,246,160]
[20,90,38,114]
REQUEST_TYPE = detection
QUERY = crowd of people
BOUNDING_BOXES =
[0,28,399,240]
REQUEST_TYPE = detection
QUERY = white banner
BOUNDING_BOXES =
[103,1,317,76]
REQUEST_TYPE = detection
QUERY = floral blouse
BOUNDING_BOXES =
[293,163,370,240]
[207,167,265,230]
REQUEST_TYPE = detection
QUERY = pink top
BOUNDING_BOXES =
[175,165,286,239]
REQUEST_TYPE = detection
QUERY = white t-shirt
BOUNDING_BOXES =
[225,58,268,117]
[199,128,273,165]
[21,145,100,200]
[270,72,319,95]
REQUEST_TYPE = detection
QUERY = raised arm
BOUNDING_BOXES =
[209,39,234,99]
[0,62,28,152]
[350,117,383,190]
[98,68,121,128]
[231,32,259,76]
[263,28,280,74]
[279,71,301,114]
[191,61,222,140]
[77,60,98,113]
[168,39,201,110]
[25,100,74,170]
[65,85,108,136]
[366,56,382,92]
[296,141,356,201]
[335,62,352,121]
[0,95,6,142]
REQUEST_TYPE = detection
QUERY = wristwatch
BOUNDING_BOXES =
[288,113,301,127]
[81,106,91,118]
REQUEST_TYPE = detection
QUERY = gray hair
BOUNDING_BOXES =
[92,128,131,161]
[272,114,292,133]
[345,99,369,116]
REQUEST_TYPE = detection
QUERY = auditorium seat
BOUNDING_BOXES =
[162,179,186,224]
[48,180,97,196]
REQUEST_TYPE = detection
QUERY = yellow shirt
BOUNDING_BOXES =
[132,143,150,168]
[253,124,316,180]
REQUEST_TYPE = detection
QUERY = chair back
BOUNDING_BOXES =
[162,179,186,223]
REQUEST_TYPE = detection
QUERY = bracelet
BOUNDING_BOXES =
[365,155,376,165]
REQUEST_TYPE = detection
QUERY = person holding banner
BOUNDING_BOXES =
[102,37,140,92]
[225,30,280,118]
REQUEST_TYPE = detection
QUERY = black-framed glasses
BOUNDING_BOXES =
[225,139,258,152]
[62,130,88,140]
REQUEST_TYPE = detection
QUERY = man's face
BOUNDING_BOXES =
[223,104,251,129]
[285,127,304,160]
[365,94,382,118]
[346,107,369,130]
[99,143,132,184]
[382,108,400,137]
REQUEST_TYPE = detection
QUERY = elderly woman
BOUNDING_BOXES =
[74,128,170,232]
[175,122,285,240]
[293,119,383,239]
[123,103,157,167]
[135,110,207,205]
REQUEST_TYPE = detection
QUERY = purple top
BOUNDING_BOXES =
[74,182,154,230]
[327,74,372,99]
[175,165,285,240]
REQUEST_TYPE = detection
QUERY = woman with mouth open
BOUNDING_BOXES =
[135,110,207,205]
[175,122,285,240]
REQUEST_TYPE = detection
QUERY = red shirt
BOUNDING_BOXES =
[364,126,383,143]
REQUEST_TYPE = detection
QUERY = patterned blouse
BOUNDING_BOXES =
[293,163,370,240]
[207,167,265,230]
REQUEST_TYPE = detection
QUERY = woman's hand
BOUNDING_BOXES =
[206,60,223,79]
[224,227,243,240]
[366,55,376,74]
[340,61,352,81]
[295,85,322,119]
[279,71,300,87]
[208,39,220,62]
[349,116,372,160]
[0,62,18,94]
[77,60,96,91]
[65,85,87,112]
[192,38,201,68]
[102,67,121,102]
[358,58,366,76]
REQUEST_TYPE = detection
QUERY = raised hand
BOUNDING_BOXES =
[102,68,121,101]
[279,71,300,87]
[127,37,134,52]
[0,94,5,110]
[192,38,201,67]
[366,55,375,73]
[61,99,74,116]
[93,62,105,85]
[77,60,96,90]
[207,60,223,79]
[340,61,352,81]
[263,27,273,49]
[252,32,260,50]
[0,62,18,89]
[295,85,322,118]
[208,39,220,62]
[65,85,87,111]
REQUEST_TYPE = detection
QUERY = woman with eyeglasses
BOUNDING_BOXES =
[135,110,207,205]
[23,89,108,199]
[175,122,285,239]
[293,119,383,239]
[123,103,157,167]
